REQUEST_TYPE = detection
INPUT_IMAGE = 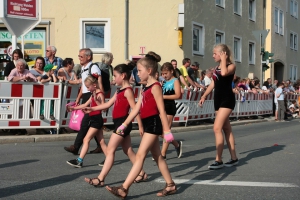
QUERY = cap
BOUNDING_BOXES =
[44,64,57,72]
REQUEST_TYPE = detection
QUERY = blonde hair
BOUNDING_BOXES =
[214,44,235,64]
[101,52,113,64]
[84,75,98,85]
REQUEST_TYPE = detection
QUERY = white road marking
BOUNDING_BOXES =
[155,178,299,188]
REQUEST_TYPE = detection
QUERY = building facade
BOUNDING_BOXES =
[0,0,299,83]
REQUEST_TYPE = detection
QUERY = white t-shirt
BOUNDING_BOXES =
[204,76,212,86]
[289,104,296,110]
[30,69,46,78]
[81,61,101,94]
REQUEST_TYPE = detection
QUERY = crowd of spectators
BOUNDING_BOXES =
[1,50,300,134]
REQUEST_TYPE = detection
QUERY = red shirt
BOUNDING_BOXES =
[113,87,132,119]
[89,92,103,116]
[140,82,160,119]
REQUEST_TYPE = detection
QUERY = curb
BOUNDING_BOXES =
[0,119,269,144]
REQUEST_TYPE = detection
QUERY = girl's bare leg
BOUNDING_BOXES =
[161,115,179,156]
[96,134,123,183]
[121,135,147,181]
[79,127,99,159]
[213,108,232,162]
[96,129,107,156]
[106,133,157,197]
[222,116,238,160]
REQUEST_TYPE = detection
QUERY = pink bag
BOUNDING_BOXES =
[66,102,84,131]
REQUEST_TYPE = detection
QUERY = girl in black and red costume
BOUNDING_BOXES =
[105,54,177,199]
[66,74,106,168]
[82,64,148,187]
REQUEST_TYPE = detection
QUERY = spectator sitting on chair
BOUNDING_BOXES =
[288,100,299,118]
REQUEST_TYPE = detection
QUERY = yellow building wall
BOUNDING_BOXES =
[41,0,183,66]
[264,0,272,80]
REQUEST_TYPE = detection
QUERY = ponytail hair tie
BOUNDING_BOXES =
[92,73,99,79]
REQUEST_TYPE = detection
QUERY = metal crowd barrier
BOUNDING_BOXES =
[0,81,62,131]
[1,82,299,134]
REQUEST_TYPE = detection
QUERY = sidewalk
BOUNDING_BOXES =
[0,117,272,144]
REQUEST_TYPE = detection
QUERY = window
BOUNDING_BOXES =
[290,0,298,18]
[215,30,225,44]
[80,18,111,53]
[249,42,255,64]
[274,7,284,35]
[233,36,242,62]
[234,0,242,15]
[290,32,298,50]
[216,0,225,8]
[192,22,205,55]
[290,65,298,82]
[249,0,256,21]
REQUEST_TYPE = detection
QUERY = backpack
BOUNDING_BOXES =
[88,62,111,92]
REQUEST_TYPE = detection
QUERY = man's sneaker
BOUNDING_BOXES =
[98,159,105,167]
[66,159,82,168]
[176,141,183,158]
[224,159,239,167]
[208,161,224,169]
[152,155,166,161]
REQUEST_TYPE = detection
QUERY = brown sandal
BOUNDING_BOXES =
[157,181,177,197]
[134,172,148,183]
[106,185,128,199]
[85,177,104,187]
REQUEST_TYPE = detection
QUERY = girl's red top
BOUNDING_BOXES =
[113,87,132,119]
[140,82,160,119]
[89,92,103,116]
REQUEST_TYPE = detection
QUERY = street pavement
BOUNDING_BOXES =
[0,118,299,199]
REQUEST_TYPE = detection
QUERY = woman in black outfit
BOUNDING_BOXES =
[4,49,29,77]
[198,44,239,170]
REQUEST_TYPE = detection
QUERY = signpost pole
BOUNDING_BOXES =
[11,35,17,52]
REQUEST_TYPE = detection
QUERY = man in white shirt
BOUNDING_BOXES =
[275,82,286,122]
[64,48,104,155]
[204,68,213,87]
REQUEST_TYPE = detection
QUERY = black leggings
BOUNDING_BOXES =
[74,92,100,150]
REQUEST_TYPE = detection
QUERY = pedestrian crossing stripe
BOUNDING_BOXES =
[155,178,299,188]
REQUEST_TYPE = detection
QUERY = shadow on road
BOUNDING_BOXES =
[0,159,39,169]
[0,170,99,198]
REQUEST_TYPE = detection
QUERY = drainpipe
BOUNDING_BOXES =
[125,0,129,60]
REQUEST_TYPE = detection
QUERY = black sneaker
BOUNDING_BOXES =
[176,141,183,158]
[208,161,224,169]
[224,159,239,167]
[66,159,82,168]
[152,155,166,161]
[98,159,105,167]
